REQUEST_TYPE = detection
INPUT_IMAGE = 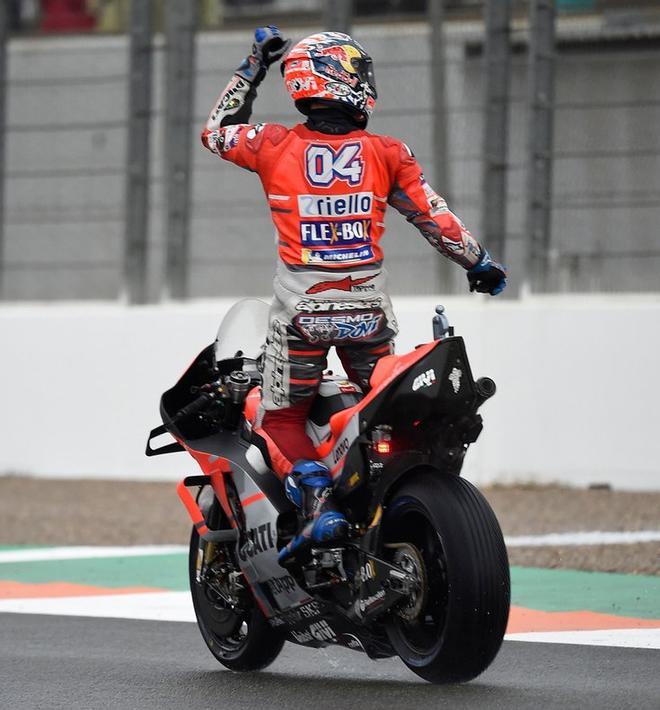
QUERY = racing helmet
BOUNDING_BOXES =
[281,31,377,123]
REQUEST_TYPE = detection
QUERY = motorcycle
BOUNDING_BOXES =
[146,299,510,684]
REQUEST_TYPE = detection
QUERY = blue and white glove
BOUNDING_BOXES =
[467,250,507,296]
[235,26,291,83]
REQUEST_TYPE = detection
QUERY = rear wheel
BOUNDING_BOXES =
[189,527,284,671]
[382,470,510,683]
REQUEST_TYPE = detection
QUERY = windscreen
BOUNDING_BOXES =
[214,298,270,361]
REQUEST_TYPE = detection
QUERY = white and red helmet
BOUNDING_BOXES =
[281,32,377,123]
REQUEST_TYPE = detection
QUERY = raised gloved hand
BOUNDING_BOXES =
[254,25,291,66]
[236,26,291,83]
[467,250,507,295]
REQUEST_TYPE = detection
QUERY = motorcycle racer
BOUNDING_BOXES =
[201,27,507,564]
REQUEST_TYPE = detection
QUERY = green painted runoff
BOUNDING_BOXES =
[0,554,189,591]
[1,551,659,620]
[511,566,660,620]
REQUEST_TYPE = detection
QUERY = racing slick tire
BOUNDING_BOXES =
[382,469,510,683]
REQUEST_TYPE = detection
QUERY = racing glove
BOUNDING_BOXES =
[235,26,291,84]
[467,250,507,296]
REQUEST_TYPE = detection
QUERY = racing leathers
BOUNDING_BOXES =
[202,45,491,481]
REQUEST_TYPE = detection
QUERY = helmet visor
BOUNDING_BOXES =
[351,56,377,98]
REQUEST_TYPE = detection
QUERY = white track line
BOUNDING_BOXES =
[0,545,188,564]
[0,591,195,622]
[505,628,660,650]
[0,593,658,649]
[505,531,660,547]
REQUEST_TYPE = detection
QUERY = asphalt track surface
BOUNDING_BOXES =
[2,614,658,710]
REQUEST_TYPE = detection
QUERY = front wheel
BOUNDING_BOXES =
[188,528,284,671]
[382,470,510,683]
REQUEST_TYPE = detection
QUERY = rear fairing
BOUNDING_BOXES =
[360,336,480,430]
[327,336,485,500]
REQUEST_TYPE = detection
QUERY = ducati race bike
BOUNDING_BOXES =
[146,299,510,684]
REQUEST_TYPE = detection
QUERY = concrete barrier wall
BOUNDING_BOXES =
[1,295,659,489]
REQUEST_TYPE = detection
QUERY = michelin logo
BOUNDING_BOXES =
[301,246,374,265]
[298,192,373,218]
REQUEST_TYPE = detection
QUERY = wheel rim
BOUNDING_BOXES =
[193,576,253,657]
[383,498,450,658]
[190,531,252,659]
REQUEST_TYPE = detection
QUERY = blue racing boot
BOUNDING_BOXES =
[278,460,348,566]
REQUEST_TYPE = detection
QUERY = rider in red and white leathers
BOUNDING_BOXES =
[202,28,506,563]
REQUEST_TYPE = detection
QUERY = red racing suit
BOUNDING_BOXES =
[202,81,484,478]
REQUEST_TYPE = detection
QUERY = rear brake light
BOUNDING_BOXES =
[375,440,391,455]
[371,425,393,456]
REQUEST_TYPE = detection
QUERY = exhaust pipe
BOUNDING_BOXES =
[475,377,496,407]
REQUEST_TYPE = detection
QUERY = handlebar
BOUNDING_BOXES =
[146,389,219,458]
[173,392,216,423]
[171,370,252,427]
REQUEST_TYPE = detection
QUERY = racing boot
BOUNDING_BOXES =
[278,460,348,566]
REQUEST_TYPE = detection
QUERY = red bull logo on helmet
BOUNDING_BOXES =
[317,44,363,74]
